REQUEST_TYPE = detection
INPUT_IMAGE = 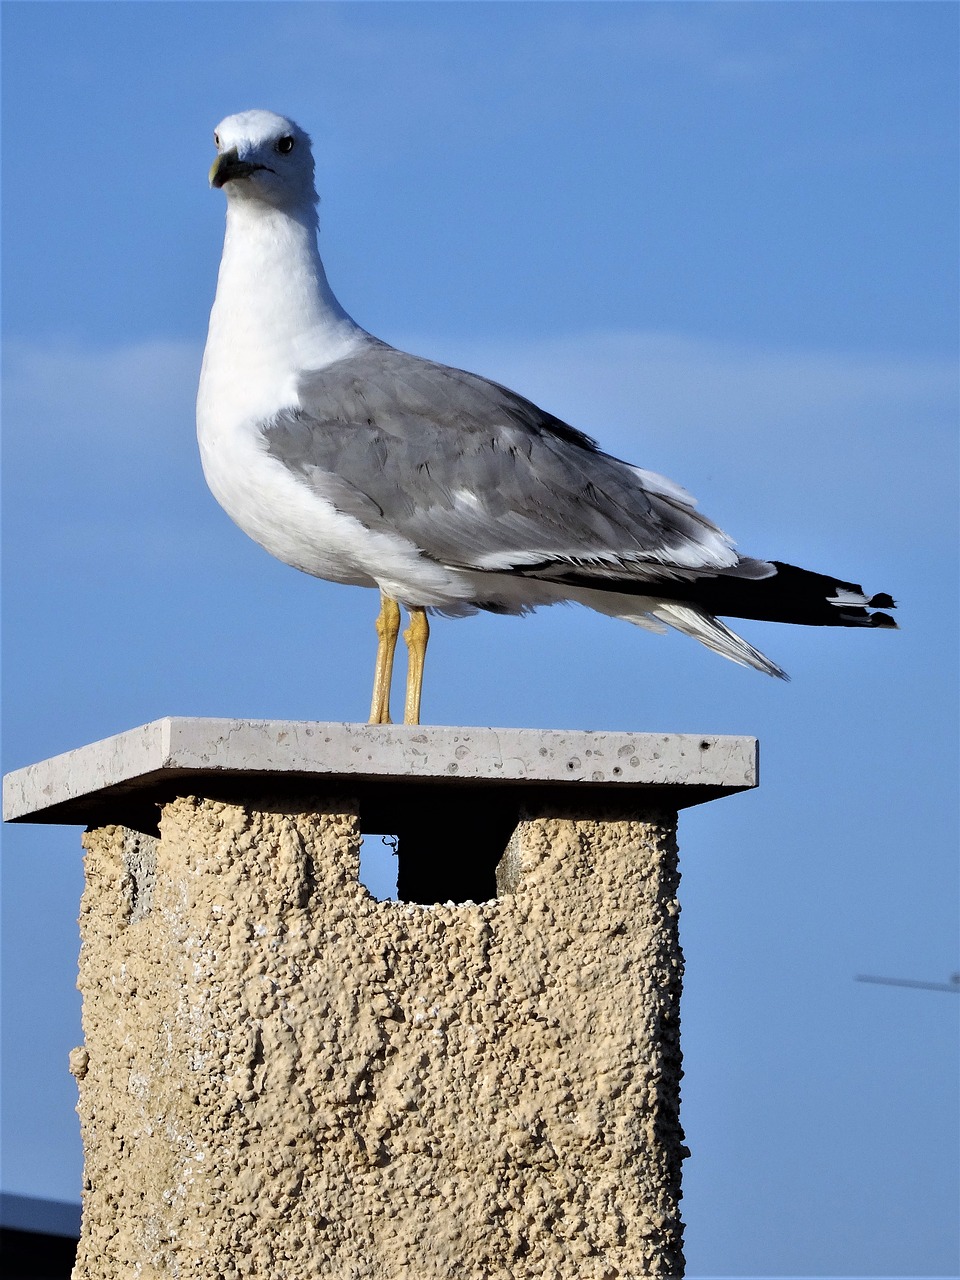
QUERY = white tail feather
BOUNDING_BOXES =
[650,603,788,679]
[826,587,870,607]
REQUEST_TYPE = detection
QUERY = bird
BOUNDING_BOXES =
[197,109,896,726]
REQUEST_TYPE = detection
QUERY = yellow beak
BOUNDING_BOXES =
[209,148,264,189]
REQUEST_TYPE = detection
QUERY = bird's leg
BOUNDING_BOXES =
[403,607,430,726]
[369,592,401,724]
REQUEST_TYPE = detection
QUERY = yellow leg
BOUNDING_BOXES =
[403,607,430,726]
[369,593,401,725]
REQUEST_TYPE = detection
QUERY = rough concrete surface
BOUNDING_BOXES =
[3,717,757,824]
[73,793,685,1278]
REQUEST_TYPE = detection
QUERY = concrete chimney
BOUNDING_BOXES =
[4,718,757,1278]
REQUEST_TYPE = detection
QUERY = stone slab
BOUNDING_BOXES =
[3,718,758,827]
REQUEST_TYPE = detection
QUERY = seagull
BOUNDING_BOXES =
[197,109,896,725]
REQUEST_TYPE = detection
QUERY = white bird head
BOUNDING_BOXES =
[209,110,317,210]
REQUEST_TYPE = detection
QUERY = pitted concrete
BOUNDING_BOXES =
[3,718,757,827]
[1,721,754,1276]
[72,792,687,1278]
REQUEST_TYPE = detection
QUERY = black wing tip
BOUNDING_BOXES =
[834,606,898,629]
[869,611,898,630]
[856,587,897,628]
[833,582,898,628]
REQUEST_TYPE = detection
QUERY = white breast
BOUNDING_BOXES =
[197,195,478,609]
[196,414,372,584]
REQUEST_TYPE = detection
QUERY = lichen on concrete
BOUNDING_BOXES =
[74,792,685,1278]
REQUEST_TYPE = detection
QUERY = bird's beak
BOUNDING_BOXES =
[209,148,264,189]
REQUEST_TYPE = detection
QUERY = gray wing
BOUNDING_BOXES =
[261,344,742,582]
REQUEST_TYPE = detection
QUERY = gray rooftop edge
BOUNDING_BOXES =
[3,718,759,825]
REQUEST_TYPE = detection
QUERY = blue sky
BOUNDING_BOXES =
[2,2,958,1274]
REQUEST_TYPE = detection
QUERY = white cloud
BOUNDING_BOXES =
[3,340,208,565]
[3,339,201,439]
[416,330,952,441]
[394,328,956,558]
[5,331,953,571]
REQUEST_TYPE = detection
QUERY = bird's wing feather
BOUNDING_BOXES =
[261,345,742,581]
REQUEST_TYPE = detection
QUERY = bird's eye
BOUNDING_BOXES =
[275,135,295,155]
[213,131,220,148]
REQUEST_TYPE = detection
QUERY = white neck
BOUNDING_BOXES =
[199,198,368,427]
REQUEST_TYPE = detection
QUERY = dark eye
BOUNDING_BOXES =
[213,131,220,148]
[275,135,295,155]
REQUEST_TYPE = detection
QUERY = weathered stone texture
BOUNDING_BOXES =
[74,794,685,1278]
